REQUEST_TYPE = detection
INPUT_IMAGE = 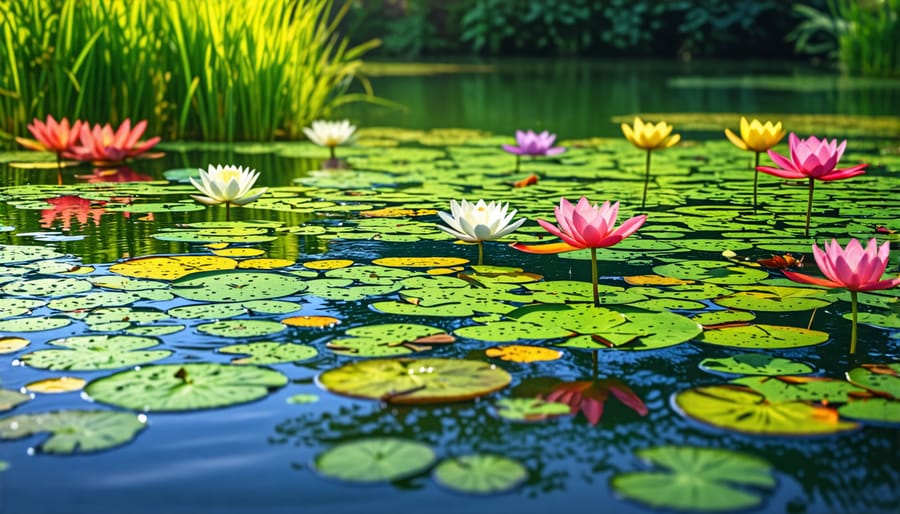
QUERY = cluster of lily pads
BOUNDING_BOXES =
[0,119,898,511]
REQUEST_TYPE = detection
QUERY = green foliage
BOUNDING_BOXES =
[0,0,379,142]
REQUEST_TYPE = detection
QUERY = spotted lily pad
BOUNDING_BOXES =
[732,376,866,403]
[317,358,511,404]
[611,446,775,512]
[700,354,814,376]
[0,317,72,332]
[432,454,528,495]
[0,410,147,454]
[484,345,562,363]
[109,255,238,280]
[20,335,171,371]
[846,364,900,397]
[494,398,571,422]
[85,363,288,412]
[172,270,306,302]
[327,323,455,357]
[653,261,769,285]
[196,319,286,338]
[1,277,92,297]
[673,385,859,435]
[219,342,318,364]
[314,438,436,483]
[699,324,828,349]
[714,286,832,312]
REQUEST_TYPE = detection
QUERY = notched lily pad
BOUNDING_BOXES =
[314,438,436,483]
[0,410,147,454]
[433,454,528,495]
[700,354,814,376]
[219,342,318,364]
[20,335,171,371]
[327,323,455,357]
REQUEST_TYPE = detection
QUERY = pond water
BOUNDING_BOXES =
[0,59,899,514]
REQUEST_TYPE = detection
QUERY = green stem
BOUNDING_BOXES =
[850,290,858,355]
[805,178,814,238]
[477,240,484,266]
[753,151,760,209]
[225,202,231,221]
[329,145,336,160]
[641,149,651,210]
[591,247,599,307]
[514,154,520,173]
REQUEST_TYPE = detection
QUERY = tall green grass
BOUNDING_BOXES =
[0,0,378,142]
[833,0,900,76]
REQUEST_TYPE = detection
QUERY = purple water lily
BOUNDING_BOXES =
[502,130,565,172]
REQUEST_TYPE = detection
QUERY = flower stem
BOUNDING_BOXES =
[591,247,600,307]
[849,290,858,355]
[641,149,651,210]
[753,151,760,209]
[225,202,231,221]
[514,154,520,173]
[329,145,336,160]
[805,178,814,238]
[56,153,63,185]
[477,240,484,266]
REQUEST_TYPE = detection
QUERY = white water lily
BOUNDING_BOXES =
[438,199,526,242]
[302,120,356,158]
[190,164,267,220]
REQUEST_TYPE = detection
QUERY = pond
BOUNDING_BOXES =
[0,59,898,514]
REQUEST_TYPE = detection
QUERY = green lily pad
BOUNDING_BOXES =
[700,354,814,376]
[324,264,418,285]
[494,398,571,422]
[611,446,775,512]
[732,376,867,403]
[172,270,306,302]
[219,342,318,364]
[699,324,828,349]
[327,323,455,357]
[317,358,511,404]
[692,310,756,327]
[48,291,146,312]
[0,244,65,264]
[844,312,900,329]
[432,454,528,495]
[714,286,832,312]
[846,364,900,397]
[0,317,72,332]
[653,261,769,285]
[85,363,288,412]
[305,278,402,301]
[558,309,702,350]
[1,277,92,297]
[0,389,31,411]
[524,281,646,305]
[673,385,859,435]
[0,410,147,454]
[838,398,900,424]
[20,335,171,371]
[196,320,286,338]
[286,393,319,404]
[314,438,436,483]
[0,298,46,319]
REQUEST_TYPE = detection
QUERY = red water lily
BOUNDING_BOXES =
[542,379,648,426]
[70,119,161,165]
[16,115,83,157]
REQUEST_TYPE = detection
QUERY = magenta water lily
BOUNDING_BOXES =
[502,130,565,173]
[757,133,867,237]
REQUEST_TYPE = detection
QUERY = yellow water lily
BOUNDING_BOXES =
[620,117,680,210]
[724,117,785,153]
[724,117,786,208]
[190,164,267,220]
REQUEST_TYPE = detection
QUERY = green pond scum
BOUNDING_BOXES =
[0,125,898,514]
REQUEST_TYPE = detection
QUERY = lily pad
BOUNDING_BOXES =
[699,354,814,376]
[732,376,866,403]
[196,320,286,338]
[714,286,832,312]
[846,364,900,398]
[432,454,528,495]
[0,389,30,411]
[314,438,436,483]
[653,260,769,285]
[25,376,86,393]
[0,337,30,354]
[0,317,72,332]
[611,446,775,512]
[219,342,318,364]
[1,277,92,297]
[838,398,900,424]
[0,410,147,454]
[20,335,171,371]
[85,363,288,412]
[673,385,859,435]
[109,255,238,280]
[699,324,828,349]
[327,323,455,357]
[494,398,571,422]
[316,358,511,404]
[484,345,562,363]
[172,270,306,302]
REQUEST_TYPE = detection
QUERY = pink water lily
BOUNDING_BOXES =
[783,238,900,355]
[16,115,84,184]
[514,197,646,306]
[757,133,867,237]
[502,130,565,172]
[71,119,161,165]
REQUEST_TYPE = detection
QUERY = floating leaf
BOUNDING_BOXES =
[714,286,832,312]
[838,398,900,424]
[172,270,306,302]
[623,275,695,286]
[317,358,510,404]
[0,410,146,454]
[237,258,294,270]
[85,363,288,412]
[212,248,266,258]
[494,398,571,422]
[485,345,562,363]
[303,259,353,270]
[612,446,774,512]
[653,260,769,285]
[0,317,71,332]
[20,335,171,371]
[286,393,319,404]
[432,454,528,495]
[673,385,859,435]
[699,354,814,376]
[846,364,900,398]
[1,277,92,297]
[25,376,86,393]
[372,256,468,268]
[525,281,646,305]
[314,438,436,483]
[196,320,286,338]
[219,342,317,364]
[0,389,30,411]
[699,324,828,349]
[0,337,29,354]
[282,315,341,328]
[692,310,755,327]
[732,376,866,403]
[110,255,238,280]
[327,323,455,357]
